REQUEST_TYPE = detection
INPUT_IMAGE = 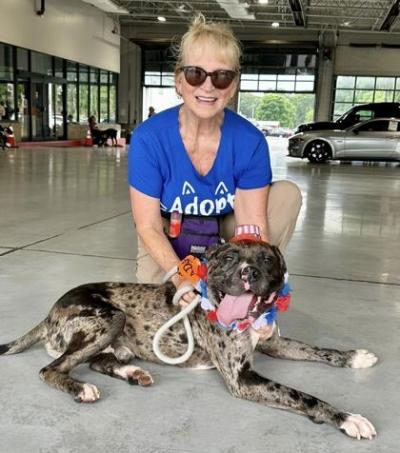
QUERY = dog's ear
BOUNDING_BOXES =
[271,245,287,274]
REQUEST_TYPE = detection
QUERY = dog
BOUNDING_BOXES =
[92,128,118,147]
[0,241,377,439]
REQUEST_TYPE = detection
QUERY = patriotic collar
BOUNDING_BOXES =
[176,255,291,334]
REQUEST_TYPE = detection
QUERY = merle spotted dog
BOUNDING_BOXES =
[0,241,377,439]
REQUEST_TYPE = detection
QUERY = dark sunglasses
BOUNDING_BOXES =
[179,66,238,90]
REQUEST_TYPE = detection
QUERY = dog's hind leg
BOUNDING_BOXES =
[89,352,153,386]
[39,308,125,402]
[256,329,378,368]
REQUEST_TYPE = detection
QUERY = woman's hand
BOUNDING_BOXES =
[175,279,198,307]
[255,323,275,341]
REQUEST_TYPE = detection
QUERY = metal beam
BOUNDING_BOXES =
[379,0,400,31]
[288,0,306,27]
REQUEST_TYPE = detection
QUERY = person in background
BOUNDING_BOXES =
[148,106,156,118]
[128,14,302,323]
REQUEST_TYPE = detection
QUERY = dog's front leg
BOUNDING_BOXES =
[257,329,378,369]
[218,351,376,440]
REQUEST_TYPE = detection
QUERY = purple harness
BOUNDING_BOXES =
[169,215,221,259]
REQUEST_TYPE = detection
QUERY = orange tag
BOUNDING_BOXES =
[177,255,201,285]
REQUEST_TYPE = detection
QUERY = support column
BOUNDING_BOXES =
[118,39,142,139]
[315,29,337,122]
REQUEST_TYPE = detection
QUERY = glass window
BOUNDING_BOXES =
[54,58,64,78]
[31,51,52,76]
[100,85,108,122]
[67,61,77,82]
[90,68,99,84]
[333,102,352,119]
[357,120,389,132]
[374,90,394,102]
[375,77,395,90]
[354,89,374,103]
[79,84,89,122]
[258,74,276,91]
[0,82,15,120]
[335,89,354,103]
[161,72,174,87]
[0,43,14,80]
[90,84,98,119]
[355,77,375,90]
[67,83,78,122]
[144,71,161,85]
[100,70,108,84]
[277,74,295,92]
[17,48,29,72]
[79,64,89,83]
[336,76,355,89]
[109,84,117,122]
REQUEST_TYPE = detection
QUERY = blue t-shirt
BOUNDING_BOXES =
[128,105,272,216]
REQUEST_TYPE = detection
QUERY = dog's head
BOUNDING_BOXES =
[205,241,286,321]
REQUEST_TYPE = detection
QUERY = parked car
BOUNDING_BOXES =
[295,102,400,134]
[288,117,400,163]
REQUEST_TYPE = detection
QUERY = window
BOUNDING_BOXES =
[79,65,89,122]
[0,43,14,80]
[17,48,29,71]
[334,75,400,120]
[67,83,78,122]
[31,51,52,75]
[99,70,109,122]
[90,68,99,119]
[357,120,390,132]
[0,82,15,120]
[79,83,89,122]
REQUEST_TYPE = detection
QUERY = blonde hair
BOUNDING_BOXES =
[174,13,242,73]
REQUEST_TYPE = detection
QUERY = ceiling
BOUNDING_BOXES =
[108,0,400,35]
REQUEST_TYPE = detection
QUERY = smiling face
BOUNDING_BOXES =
[206,241,286,305]
[175,39,239,121]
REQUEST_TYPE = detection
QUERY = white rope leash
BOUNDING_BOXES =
[152,270,201,365]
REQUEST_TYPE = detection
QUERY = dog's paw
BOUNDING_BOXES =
[349,349,378,368]
[75,383,100,403]
[340,413,376,440]
[115,365,154,387]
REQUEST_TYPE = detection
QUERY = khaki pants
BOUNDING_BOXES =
[136,180,302,284]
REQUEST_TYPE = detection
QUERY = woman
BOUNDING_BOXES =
[128,15,302,304]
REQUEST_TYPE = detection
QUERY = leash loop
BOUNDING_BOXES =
[152,281,200,365]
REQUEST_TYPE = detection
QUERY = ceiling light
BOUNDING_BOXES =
[343,21,350,27]
[259,0,269,4]
[157,16,166,22]
[271,21,280,27]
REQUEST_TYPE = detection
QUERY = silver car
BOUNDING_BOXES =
[288,118,400,163]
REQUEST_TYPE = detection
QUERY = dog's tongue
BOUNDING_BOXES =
[217,293,254,327]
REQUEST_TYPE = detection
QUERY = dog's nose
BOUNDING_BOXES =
[241,266,260,283]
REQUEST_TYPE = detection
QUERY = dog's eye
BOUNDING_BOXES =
[224,254,236,263]
[260,253,272,264]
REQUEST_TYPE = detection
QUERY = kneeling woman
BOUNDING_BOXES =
[128,14,302,309]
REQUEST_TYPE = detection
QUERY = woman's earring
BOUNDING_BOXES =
[176,91,182,99]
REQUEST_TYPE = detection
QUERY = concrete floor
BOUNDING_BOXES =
[0,140,399,453]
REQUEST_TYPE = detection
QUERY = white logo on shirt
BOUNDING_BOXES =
[215,182,228,196]
[182,181,196,195]
[168,181,235,215]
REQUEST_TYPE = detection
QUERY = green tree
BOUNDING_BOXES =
[255,94,295,128]
[238,92,260,119]
[291,94,315,127]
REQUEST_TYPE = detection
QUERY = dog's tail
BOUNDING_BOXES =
[0,320,47,355]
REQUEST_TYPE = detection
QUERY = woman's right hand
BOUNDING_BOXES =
[172,276,198,307]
